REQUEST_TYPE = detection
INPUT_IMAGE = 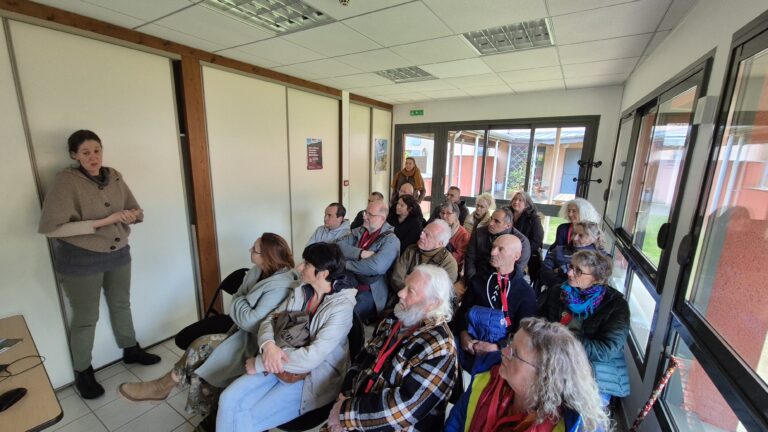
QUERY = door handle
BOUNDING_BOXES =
[657,222,671,249]
[677,232,694,267]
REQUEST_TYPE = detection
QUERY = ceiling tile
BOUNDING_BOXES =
[499,66,563,83]
[140,23,227,52]
[314,78,341,88]
[82,0,195,23]
[509,79,565,93]
[421,89,470,100]
[282,22,380,57]
[215,48,281,68]
[645,30,670,55]
[565,73,628,88]
[146,4,273,48]
[302,0,412,20]
[281,58,364,79]
[422,0,547,34]
[232,38,324,66]
[388,93,433,103]
[331,73,393,88]
[552,0,670,45]
[343,2,452,47]
[335,49,412,73]
[481,47,560,72]
[659,0,698,31]
[562,57,638,77]
[33,0,145,28]
[547,0,631,16]
[390,36,477,65]
[463,85,514,96]
[558,33,653,64]
[351,84,415,95]
[273,64,322,80]
[420,58,492,78]
[393,80,457,92]
[445,73,505,87]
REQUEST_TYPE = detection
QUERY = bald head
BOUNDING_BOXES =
[363,201,389,231]
[399,183,415,197]
[490,234,522,275]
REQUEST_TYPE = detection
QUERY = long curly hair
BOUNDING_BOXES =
[558,197,601,223]
[518,317,612,431]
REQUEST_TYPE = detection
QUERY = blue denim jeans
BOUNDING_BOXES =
[216,372,304,432]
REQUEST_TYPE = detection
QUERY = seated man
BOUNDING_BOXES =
[464,208,531,282]
[326,264,458,432]
[351,192,384,230]
[391,220,457,293]
[438,202,470,273]
[337,200,400,322]
[306,202,350,246]
[429,186,469,226]
[456,234,537,373]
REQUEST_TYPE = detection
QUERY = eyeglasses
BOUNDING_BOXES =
[439,211,454,216]
[363,210,387,218]
[0,355,46,384]
[249,246,261,255]
[502,347,538,370]
[567,263,592,277]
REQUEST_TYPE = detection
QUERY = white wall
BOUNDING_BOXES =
[5,20,198,383]
[203,66,292,276]
[371,108,393,201]
[349,103,372,214]
[392,86,624,209]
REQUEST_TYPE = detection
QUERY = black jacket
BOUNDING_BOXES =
[386,211,423,254]
[539,284,631,397]
[464,226,531,282]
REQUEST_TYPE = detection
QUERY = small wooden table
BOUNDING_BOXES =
[0,315,62,432]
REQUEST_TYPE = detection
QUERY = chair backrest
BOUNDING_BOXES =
[220,267,248,295]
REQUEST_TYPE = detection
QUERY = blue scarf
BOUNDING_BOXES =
[562,283,606,317]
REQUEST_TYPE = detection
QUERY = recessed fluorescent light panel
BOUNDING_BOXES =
[374,66,437,84]
[463,18,553,55]
[201,0,334,34]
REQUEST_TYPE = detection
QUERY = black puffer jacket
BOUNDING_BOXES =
[539,284,631,397]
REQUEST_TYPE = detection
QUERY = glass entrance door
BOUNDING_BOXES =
[400,131,435,215]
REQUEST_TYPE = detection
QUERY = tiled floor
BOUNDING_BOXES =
[43,340,199,432]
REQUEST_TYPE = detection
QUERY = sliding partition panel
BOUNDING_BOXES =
[371,108,393,202]
[10,21,197,368]
[202,66,291,276]
[349,103,371,214]
[0,19,71,387]
[287,88,340,253]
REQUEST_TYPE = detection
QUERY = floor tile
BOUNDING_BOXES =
[166,389,197,421]
[172,422,196,432]
[93,394,156,431]
[46,393,90,431]
[125,345,179,382]
[56,386,75,401]
[84,369,142,411]
[161,339,185,358]
[52,413,108,432]
[95,363,128,381]
[114,403,186,432]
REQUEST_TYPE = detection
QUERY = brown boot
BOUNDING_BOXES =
[118,371,177,402]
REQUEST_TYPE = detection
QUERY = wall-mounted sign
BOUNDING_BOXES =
[306,138,323,170]
[374,138,388,173]
[410,109,424,116]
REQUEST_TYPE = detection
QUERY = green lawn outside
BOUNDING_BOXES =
[638,213,667,266]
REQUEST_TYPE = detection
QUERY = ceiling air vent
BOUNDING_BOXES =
[374,66,437,84]
[201,0,334,34]
[463,18,553,55]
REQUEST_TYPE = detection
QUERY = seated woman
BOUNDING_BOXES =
[118,233,299,419]
[216,242,357,432]
[540,222,607,288]
[551,198,601,250]
[510,191,544,280]
[446,317,610,432]
[386,194,423,253]
[539,250,630,403]
[464,192,495,234]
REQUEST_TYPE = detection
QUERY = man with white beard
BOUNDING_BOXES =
[326,265,458,432]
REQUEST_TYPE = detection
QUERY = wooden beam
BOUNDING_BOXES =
[180,55,220,314]
[350,93,394,111]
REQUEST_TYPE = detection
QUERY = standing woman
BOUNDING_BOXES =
[390,157,426,202]
[386,194,423,253]
[464,192,495,234]
[38,130,159,399]
[552,198,601,249]
[509,191,544,280]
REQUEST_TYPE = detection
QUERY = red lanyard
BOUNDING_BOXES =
[364,321,416,393]
[496,273,512,327]
[566,224,573,245]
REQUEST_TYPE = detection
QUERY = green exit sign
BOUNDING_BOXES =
[410,109,424,116]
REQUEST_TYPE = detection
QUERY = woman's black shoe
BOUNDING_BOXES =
[74,366,105,399]
[123,344,161,365]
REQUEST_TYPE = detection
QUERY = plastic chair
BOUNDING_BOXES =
[277,313,366,432]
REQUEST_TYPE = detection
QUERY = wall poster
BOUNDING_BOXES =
[374,138,388,173]
[306,138,323,170]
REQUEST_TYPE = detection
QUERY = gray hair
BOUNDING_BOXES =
[558,198,601,223]
[440,202,460,216]
[429,219,452,246]
[475,192,496,210]
[518,317,612,432]
[571,250,612,284]
[573,221,605,250]
[412,264,454,322]
[493,207,514,225]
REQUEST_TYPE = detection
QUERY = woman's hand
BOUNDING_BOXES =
[244,357,257,375]
[326,394,348,432]
[262,341,289,373]
[93,209,143,229]
[473,341,499,354]
[459,331,477,355]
